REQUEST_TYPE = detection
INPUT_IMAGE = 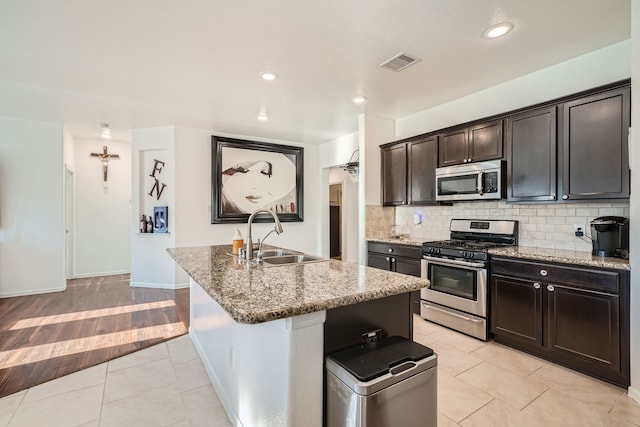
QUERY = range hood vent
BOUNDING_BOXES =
[379,52,421,72]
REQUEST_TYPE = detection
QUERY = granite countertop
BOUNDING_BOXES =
[167,245,430,324]
[366,237,423,246]
[489,246,630,271]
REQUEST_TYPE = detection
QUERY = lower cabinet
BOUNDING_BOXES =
[367,241,422,314]
[490,257,629,387]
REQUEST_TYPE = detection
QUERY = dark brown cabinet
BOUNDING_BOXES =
[368,242,422,314]
[381,135,438,206]
[506,106,557,202]
[381,143,407,206]
[367,242,421,276]
[490,256,629,387]
[438,120,503,167]
[491,274,543,346]
[560,86,630,201]
[506,83,630,203]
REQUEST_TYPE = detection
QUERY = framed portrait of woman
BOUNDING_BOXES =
[211,136,304,223]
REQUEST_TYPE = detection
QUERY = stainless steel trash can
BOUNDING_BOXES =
[326,336,437,427]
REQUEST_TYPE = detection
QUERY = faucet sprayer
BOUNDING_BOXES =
[245,208,283,260]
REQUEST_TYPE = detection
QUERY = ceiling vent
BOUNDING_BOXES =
[379,52,421,72]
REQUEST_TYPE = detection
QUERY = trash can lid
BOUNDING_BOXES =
[327,336,434,382]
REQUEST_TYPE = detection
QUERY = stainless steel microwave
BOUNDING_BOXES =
[435,160,504,201]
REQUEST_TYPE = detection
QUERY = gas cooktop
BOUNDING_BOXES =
[422,219,518,261]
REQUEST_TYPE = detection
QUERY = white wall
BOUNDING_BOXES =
[63,127,75,169]
[173,126,321,256]
[396,40,631,139]
[73,138,131,277]
[318,132,358,168]
[628,0,639,403]
[0,116,65,297]
[131,126,184,288]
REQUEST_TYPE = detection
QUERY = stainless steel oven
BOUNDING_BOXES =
[419,219,518,341]
[420,256,488,340]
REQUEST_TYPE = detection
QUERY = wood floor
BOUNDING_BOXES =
[0,274,189,398]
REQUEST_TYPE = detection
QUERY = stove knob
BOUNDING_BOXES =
[436,248,441,255]
[468,252,475,259]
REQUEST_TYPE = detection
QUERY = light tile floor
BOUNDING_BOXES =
[0,335,231,427]
[1,316,639,426]
[413,315,640,427]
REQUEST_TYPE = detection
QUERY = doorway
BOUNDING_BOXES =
[64,166,75,280]
[329,183,343,259]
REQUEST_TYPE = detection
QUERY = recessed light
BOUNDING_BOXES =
[483,22,513,39]
[257,113,270,122]
[260,71,279,81]
[101,123,111,139]
[352,95,367,104]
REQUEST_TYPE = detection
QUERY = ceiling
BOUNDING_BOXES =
[0,0,631,144]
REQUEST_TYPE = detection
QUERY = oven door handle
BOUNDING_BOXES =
[422,255,485,269]
[421,302,484,323]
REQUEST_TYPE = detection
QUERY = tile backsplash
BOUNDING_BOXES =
[368,201,630,252]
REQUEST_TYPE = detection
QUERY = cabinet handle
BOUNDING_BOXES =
[547,285,555,292]
[388,248,394,253]
[533,282,541,289]
[468,158,472,163]
[386,257,390,262]
[391,258,396,263]
[463,158,468,163]
[562,195,569,200]
[539,269,548,277]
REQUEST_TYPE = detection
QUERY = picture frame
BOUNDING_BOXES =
[153,206,168,233]
[211,136,304,223]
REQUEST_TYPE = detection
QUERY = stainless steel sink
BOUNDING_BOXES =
[258,249,301,257]
[260,254,327,266]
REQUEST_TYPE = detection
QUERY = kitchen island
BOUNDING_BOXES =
[167,245,430,427]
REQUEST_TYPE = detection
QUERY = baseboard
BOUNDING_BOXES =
[189,329,243,427]
[628,385,640,404]
[0,285,66,298]
[73,270,130,279]
[130,281,189,290]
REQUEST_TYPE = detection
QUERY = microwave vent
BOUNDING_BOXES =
[379,52,421,72]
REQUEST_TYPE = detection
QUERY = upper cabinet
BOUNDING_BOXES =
[438,119,503,167]
[381,143,407,205]
[381,135,438,206]
[560,86,630,201]
[382,80,630,205]
[506,106,558,202]
[506,83,630,203]
[408,136,438,204]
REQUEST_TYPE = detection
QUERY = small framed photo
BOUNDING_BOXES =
[154,206,168,233]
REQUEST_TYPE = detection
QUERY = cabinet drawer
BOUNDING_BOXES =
[367,242,421,259]
[491,257,619,294]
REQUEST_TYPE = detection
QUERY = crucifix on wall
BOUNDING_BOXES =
[90,145,120,182]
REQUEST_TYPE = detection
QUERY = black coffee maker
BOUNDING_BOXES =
[590,216,629,258]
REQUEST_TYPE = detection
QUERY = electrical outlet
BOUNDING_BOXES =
[573,224,585,237]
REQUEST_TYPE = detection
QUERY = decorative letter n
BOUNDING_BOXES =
[148,179,167,200]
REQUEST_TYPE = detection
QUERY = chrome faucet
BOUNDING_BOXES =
[245,209,284,260]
